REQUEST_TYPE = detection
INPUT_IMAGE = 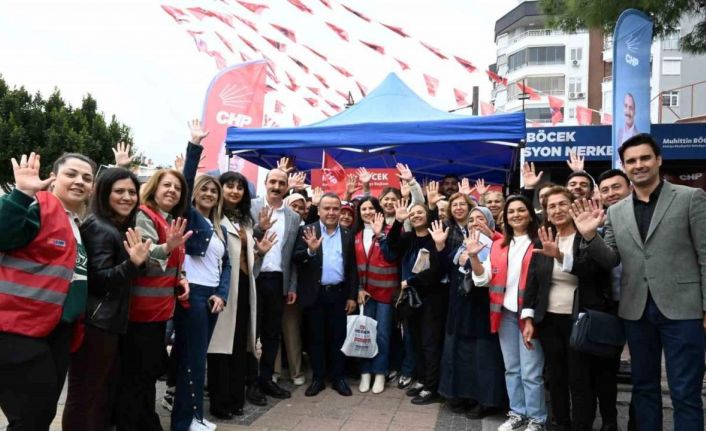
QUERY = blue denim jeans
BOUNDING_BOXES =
[498,308,547,423]
[171,284,218,431]
[400,320,417,378]
[359,299,392,375]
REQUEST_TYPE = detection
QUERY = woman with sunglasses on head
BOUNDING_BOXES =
[62,167,150,431]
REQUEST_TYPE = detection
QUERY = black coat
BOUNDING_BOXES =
[292,222,358,307]
[80,214,142,334]
[523,233,612,324]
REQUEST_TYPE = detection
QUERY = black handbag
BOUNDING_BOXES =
[569,308,625,358]
[393,286,422,322]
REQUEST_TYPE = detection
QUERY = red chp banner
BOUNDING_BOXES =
[200,60,267,183]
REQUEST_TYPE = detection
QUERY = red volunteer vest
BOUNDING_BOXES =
[354,227,398,304]
[488,237,534,334]
[0,191,77,338]
[128,205,184,322]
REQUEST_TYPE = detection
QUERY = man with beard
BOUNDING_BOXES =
[248,168,301,404]
[566,171,595,201]
[440,174,460,198]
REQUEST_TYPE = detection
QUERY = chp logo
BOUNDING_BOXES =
[624,34,641,67]
[215,83,254,127]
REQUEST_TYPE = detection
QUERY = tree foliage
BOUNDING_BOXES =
[540,0,706,54]
[0,75,133,191]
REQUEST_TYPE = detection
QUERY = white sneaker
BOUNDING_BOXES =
[372,374,385,394]
[293,375,306,386]
[498,411,527,431]
[524,419,545,431]
[272,373,279,384]
[189,419,211,431]
[359,373,371,393]
[202,418,217,430]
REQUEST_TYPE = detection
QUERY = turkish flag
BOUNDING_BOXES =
[486,70,507,86]
[356,81,368,97]
[271,23,297,42]
[263,36,286,52]
[576,105,593,125]
[454,88,468,106]
[326,22,349,41]
[454,56,477,73]
[360,40,385,55]
[237,1,268,14]
[480,101,496,116]
[548,95,564,110]
[424,74,439,97]
[293,114,301,126]
[200,61,266,182]
[314,73,329,88]
[601,112,613,124]
[233,15,258,31]
[341,4,371,22]
[287,0,313,14]
[420,41,448,60]
[380,22,409,37]
[304,45,327,61]
[395,58,410,71]
[304,97,318,107]
[321,151,347,196]
[516,82,541,101]
[161,5,188,23]
[330,63,353,77]
[551,109,564,125]
[274,100,285,113]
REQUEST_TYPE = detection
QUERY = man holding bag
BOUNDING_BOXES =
[293,192,358,397]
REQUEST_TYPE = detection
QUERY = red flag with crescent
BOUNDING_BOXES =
[424,74,439,97]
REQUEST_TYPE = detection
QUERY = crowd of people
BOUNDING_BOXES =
[0,126,704,431]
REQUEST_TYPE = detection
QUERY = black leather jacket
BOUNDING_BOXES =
[80,214,142,334]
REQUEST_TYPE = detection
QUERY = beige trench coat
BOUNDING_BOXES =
[207,217,258,355]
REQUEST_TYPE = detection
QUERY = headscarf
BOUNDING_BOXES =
[470,206,496,231]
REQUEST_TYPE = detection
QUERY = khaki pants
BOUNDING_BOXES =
[274,303,303,379]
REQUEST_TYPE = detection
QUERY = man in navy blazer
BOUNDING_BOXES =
[292,192,358,397]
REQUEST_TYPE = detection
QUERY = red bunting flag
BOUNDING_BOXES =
[208,50,227,69]
[285,71,299,91]
[271,23,297,42]
[486,70,508,86]
[186,7,209,20]
[161,5,189,23]
[326,22,349,41]
[321,109,332,117]
[380,22,409,37]
[215,32,234,53]
[304,45,327,61]
[336,89,349,100]
[330,63,353,77]
[237,35,256,51]
[263,36,286,52]
[233,15,258,31]
[287,0,313,14]
[265,69,279,83]
[576,105,593,125]
[293,114,301,126]
[261,55,276,73]
[454,56,477,73]
[322,151,347,196]
[304,97,318,107]
[423,74,439,97]
[186,7,233,27]
[314,73,330,88]
[420,41,448,60]
[360,40,385,55]
[307,87,321,96]
[237,1,268,14]
[551,109,564,125]
[289,56,309,73]
[516,82,541,101]
[266,84,276,93]
[480,101,496,116]
[601,112,613,125]
[356,81,367,97]
[341,4,371,22]
[548,95,564,110]
[240,52,252,62]
[454,88,468,106]
[192,35,209,53]
[395,58,410,71]
[325,99,341,111]
[319,0,331,8]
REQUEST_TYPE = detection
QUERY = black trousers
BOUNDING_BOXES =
[208,272,250,412]
[304,285,347,381]
[255,272,285,383]
[0,322,72,431]
[408,290,447,393]
[538,313,617,431]
[116,321,166,431]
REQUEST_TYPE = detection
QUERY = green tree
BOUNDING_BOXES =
[0,75,134,191]
[540,0,706,54]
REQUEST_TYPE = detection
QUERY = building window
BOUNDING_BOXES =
[568,77,583,94]
[570,48,583,61]
[663,29,680,50]
[507,76,565,100]
[508,46,565,72]
[662,58,682,75]
[568,107,576,119]
[661,90,679,107]
[524,107,554,122]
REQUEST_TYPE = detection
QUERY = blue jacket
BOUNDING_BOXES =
[183,141,231,301]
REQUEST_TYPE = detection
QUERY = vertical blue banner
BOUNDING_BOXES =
[612,9,653,169]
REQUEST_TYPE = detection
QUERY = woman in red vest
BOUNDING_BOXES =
[0,151,96,431]
[467,195,547,430]
[116,165,192,431]
[353,197,398,395]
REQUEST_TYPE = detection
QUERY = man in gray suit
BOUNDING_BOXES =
[249,168,300,402]
[572,134,706,431]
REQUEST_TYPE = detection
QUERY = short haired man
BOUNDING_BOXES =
[293,193,358,397]
[566,171,595,201]
[575,134,706,430]
[440,174,459,198]
[597,169,631,208]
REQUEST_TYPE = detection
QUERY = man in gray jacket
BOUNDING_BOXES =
[572,134,706,431]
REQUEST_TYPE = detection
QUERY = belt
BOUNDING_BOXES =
[321,283,344,292]
[259,271,283,278]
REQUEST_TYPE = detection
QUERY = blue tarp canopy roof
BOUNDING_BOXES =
[225,73,526,184]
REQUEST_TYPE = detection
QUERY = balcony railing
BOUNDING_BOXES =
[508,28,587,45]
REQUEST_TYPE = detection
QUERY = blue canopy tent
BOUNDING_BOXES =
[225,73,526,185]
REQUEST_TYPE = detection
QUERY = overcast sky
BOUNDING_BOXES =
[0,0,519,165]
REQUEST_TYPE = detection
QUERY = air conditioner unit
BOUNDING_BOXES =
[569,92,577,99]
[577,92,585,98]
[572,59,580,66]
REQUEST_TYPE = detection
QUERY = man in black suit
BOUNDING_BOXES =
[292,192,358,397]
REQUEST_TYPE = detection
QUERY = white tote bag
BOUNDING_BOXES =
[340,304,378,358]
